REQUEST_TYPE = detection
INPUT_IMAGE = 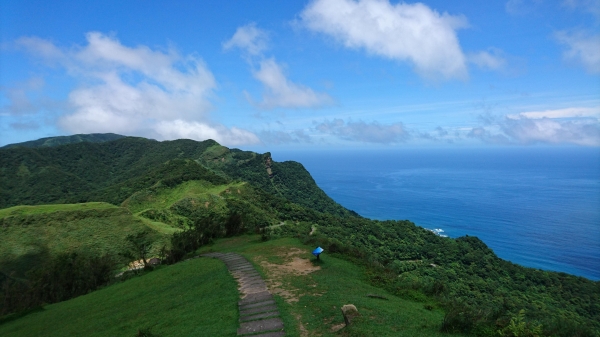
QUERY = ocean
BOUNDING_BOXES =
[273,147,600,281]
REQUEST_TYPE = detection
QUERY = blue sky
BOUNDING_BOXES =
[1,0,599,149]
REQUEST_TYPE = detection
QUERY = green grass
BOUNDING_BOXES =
[0,258,239,337]
[1,234,471,336]
[124,180,247,215]
[200,236,469,337]
[0,202,117,218]
[0,204,169,276]
[136,216,182,235]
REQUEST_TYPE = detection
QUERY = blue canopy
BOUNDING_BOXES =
[312,247,324,256]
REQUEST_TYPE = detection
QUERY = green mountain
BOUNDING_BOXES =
[0,135,598,336]
[0,137,352,217]
[1,133,125,149]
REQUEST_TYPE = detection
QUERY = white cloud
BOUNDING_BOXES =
[555,30,600,74]
[15,36,65,60]
[14,32,259,146]
[259,129,312,144]
[469,111,600,146]
[250,58,333,109]
[315,118,409,143]
[155,120,259,146]
[300,0,469,80]
[502,117,600,146]
[508,107,600,119]
[223,23,269,55]
[467,127,510,144]
[505,0,544,15]
[562,0,600,18]
[0,77,45,115]
[468,48,507,70]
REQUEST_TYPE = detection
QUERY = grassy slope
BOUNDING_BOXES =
[0,258,239,337]
[124,180,246,215]
[0,203,172,276]
[0,236,467,337]
[0,202,117,217]
[200,236,468,337]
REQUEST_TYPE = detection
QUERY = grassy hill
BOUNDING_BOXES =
[0,202,170,277]
[0,236,469,337]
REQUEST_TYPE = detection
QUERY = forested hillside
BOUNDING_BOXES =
[0,137,352,216]
[1,133,125,149]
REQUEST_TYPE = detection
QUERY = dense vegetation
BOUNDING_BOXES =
[272,220,600,336]
[1,135,598,336]
[0,133,124,149]
[1,252,116,317]
[0,136,350,216]
[0,258,239,337]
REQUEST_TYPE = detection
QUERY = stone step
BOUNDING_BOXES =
[228,265,253,270]
[238,299,275,311]
[237,317,284,336]
[233,272,260,279]
[227,263,252,269]
[238,273,263,280]
[225,258,248,263]
[208,252,285,335]
[241,287,269,295]
[239,291,272,305]
[240,304,278,317]
[238,276,264,285]
[240,311,280,322]
[248,332,285,337]
[239,281,266,290]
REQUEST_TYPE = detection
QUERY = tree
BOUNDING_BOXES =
[125,231,153,268]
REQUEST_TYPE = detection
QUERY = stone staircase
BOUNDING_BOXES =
[202,252,285,337]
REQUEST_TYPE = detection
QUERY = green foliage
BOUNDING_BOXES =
[498,310,543,337]
[0,258,239,336]
[1,133,125,149]
[0,137,350,218]
[0,138,218,208]
[277,217,600,336]
[0,205,167,277]
[200,149,354,216]
[124,231,154,268]
[1,252,116,316]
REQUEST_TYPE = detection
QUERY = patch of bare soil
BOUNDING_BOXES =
[295,313,310,337]
[253,248,321,304]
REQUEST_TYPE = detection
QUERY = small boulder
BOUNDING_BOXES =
[148,258,161,266]
[341,304,359,326]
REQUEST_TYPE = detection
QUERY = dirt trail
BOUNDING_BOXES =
[252,248,322,336]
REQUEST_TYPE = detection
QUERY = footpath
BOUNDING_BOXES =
[202,252,285,337]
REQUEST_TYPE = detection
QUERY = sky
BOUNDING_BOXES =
[1,0,599,150]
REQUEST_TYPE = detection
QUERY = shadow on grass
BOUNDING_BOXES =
[0,307,45,326]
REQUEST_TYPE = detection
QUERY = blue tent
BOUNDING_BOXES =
[312,246,324,257]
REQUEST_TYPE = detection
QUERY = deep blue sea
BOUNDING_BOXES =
[273,147,600,281]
